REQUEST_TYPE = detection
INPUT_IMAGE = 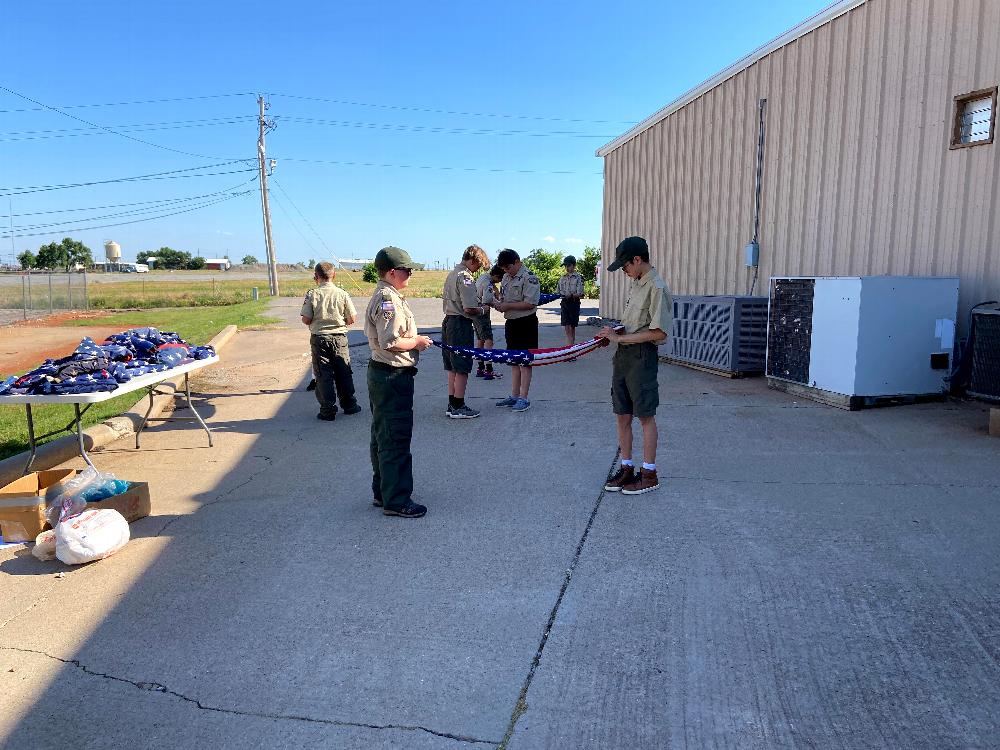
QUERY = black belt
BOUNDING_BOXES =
[369,359,418,375]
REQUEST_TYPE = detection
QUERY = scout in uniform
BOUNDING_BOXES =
[300,261,360,421]
[474,265,504,380]
[442,245,491,419]
[557,255,585,347]
[364,246,434,518]
[492,248,540,413]
[597,236,673,495]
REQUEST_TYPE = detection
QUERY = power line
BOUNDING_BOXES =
[0,85,235,160]
[273,156,601,176]
[276,115,611,138]
[0,92,256,114]
[267,190,321,258]
[0,162,256,197]
[0,116,258,142]
[268,93,638,126]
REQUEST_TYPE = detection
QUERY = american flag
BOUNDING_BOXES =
[435,333,613,367]
[537,292,561,305]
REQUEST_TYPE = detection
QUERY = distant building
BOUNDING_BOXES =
[337,258,374,271]
[204,258,232,271]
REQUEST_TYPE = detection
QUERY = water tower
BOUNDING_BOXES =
[104,240,121,272]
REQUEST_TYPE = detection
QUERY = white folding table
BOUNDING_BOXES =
[0,355,219,475]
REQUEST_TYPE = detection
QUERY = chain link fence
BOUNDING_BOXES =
[0,271,89,320]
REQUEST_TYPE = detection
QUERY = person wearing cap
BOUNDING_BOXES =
[301,261,361,421]
[442,245,491,419]
[364,246,434,518]
[474,265,504,380]
[492,248,541,412]
[596,236,673,496]
[557,255,585,347]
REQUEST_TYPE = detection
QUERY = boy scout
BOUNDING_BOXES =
[492,248,540,412]
[300,261,360,421]
[442,245,491,419]
[474,265,504,380]
[364,246,434,518]
[557,255,585,346]
[596,236,673,495]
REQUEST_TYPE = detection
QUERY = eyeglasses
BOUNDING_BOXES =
[392,267,413,277]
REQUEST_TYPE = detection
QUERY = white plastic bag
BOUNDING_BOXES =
[32,529,57,561]
[55,508,130,565]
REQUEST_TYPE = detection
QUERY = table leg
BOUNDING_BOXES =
[184,373,213,447]
[136,387,155,449]
[23,404,37,475]
[75,404,97,472]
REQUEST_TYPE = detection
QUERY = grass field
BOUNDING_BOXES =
[0,301,279,462]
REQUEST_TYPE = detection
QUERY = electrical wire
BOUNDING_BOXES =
[0,116,258,143]
[0,190,255,240]
[10,180,258,217]
[0,92,256,114]
[0,162,256,197]
[0,85,235,160]
[276,115,611,138]
[273,156,600,176]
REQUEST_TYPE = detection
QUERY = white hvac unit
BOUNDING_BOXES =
[766,276,960,408]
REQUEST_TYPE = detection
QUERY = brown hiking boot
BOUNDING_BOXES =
[621,468,659,495]
[604,465,636,492]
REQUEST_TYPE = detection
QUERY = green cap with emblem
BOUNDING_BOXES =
[375,246,413,273]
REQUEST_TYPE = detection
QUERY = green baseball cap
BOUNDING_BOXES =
[607,236,648,272]
[374,246,413,272]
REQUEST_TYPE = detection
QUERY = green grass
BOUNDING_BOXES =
[0,301,279,462]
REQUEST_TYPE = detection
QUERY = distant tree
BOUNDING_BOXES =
[362,262,379,283]
[578,246,600,282]
[36,237,91,270]
[523,248,563,293]
[138,246,191,270]
[187,256,207,270]
[307,258,316,268]
[241,254,258,265]
[17,250,36,270]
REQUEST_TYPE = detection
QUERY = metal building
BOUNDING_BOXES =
[596,0,1000,324]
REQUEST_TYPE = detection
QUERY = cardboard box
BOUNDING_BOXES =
[0,469,76,543]
[87,481,151,523]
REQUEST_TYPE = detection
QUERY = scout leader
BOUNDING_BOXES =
[364,246,434,518]
[441,244,491,419]
[596,236,673,495]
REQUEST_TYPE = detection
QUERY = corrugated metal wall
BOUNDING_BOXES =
[600,0,1000,323]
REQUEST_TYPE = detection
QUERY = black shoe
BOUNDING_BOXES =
[306,378,317,391]
[342,403,362,415]
[382,500,427,518]
[372,497,383,507]
[317,412,336,421]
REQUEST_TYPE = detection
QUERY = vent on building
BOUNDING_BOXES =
[969,309,1000,401]
[766,278,815,384]
[669,295,768,376]
[951,87,997,148]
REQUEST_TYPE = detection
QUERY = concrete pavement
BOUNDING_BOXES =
[1,296,999,748]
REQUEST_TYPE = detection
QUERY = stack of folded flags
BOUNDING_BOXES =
[0,327,215,396]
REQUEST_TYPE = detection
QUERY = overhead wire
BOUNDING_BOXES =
[0,162,257,197]
[0,92,257,114]
[273,156,601,176]
[11,180,259,217]
[275,115,611,138]
[0,116,258,143]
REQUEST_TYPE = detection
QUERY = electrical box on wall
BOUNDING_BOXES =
[766,276,960,408]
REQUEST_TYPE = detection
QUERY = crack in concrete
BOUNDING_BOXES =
[0,646,498,746]
[498,449,620,749]
[667,474,1000,490]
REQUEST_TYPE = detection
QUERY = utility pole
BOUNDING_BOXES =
[257,95,279,296]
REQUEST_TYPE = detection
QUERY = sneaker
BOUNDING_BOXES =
[317,412,336,421]
[445,405,454,417]
[621,468,660,495]
[486,370,502,379]
[448,404,481,419]
[511,398,531,412]
[496,396,518,408]
[383,500,427,518]
[603,465,636,492]
[342,403,362,415]
[475,368,487,378]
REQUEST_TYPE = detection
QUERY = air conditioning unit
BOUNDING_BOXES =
[969,308,1000,401]
[766,276,960,409]
[668,295,768,376]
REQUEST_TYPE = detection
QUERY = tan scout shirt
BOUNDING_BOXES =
[557,271,584,298]
[475,273,497,306]
[442,263,480,318]
[365,281,419,367]
[301,282,356,335]
[500,265,541,320]
[621,268,673,339]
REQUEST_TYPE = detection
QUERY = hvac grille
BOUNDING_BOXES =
[969,310,1000,400]
[669,296,768,374]
[766,278,815,384]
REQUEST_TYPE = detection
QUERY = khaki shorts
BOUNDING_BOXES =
[472,313,493,342]
[441,315,474,374]
[611,343,659,417]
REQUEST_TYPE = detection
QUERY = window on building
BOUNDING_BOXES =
[951,87,997,148]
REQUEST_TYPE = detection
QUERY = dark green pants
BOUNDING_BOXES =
[368,361,415,511]
[311,333,358,417]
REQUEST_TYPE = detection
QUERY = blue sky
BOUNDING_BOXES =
[1,0,831,267]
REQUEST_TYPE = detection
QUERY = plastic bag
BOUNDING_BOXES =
[45,468,127,526]
[55,508,130,565]
[32,529,57,561]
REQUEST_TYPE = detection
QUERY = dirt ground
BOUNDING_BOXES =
[0,311,119,373]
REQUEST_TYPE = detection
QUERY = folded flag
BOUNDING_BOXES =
[435,334,610,367]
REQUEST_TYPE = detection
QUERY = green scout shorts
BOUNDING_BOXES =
[611,342,659,417]
[472,312,493,342]
[441,315,474,374]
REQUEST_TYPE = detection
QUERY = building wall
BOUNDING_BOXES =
[600,0,1000,324]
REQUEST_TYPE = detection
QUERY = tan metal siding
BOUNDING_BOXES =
[600,0,1000,323]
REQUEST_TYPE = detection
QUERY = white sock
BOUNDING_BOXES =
[642,462,656,471]
[621,459,634,467]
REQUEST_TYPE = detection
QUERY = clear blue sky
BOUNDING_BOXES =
[1,0,831,267]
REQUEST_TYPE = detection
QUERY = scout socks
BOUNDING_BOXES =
[485,363,494,374]
[621,459,634,468]
[642,462,656,471]
[449,396,467,409]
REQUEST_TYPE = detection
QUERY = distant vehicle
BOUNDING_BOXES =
[120,263,149,273]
